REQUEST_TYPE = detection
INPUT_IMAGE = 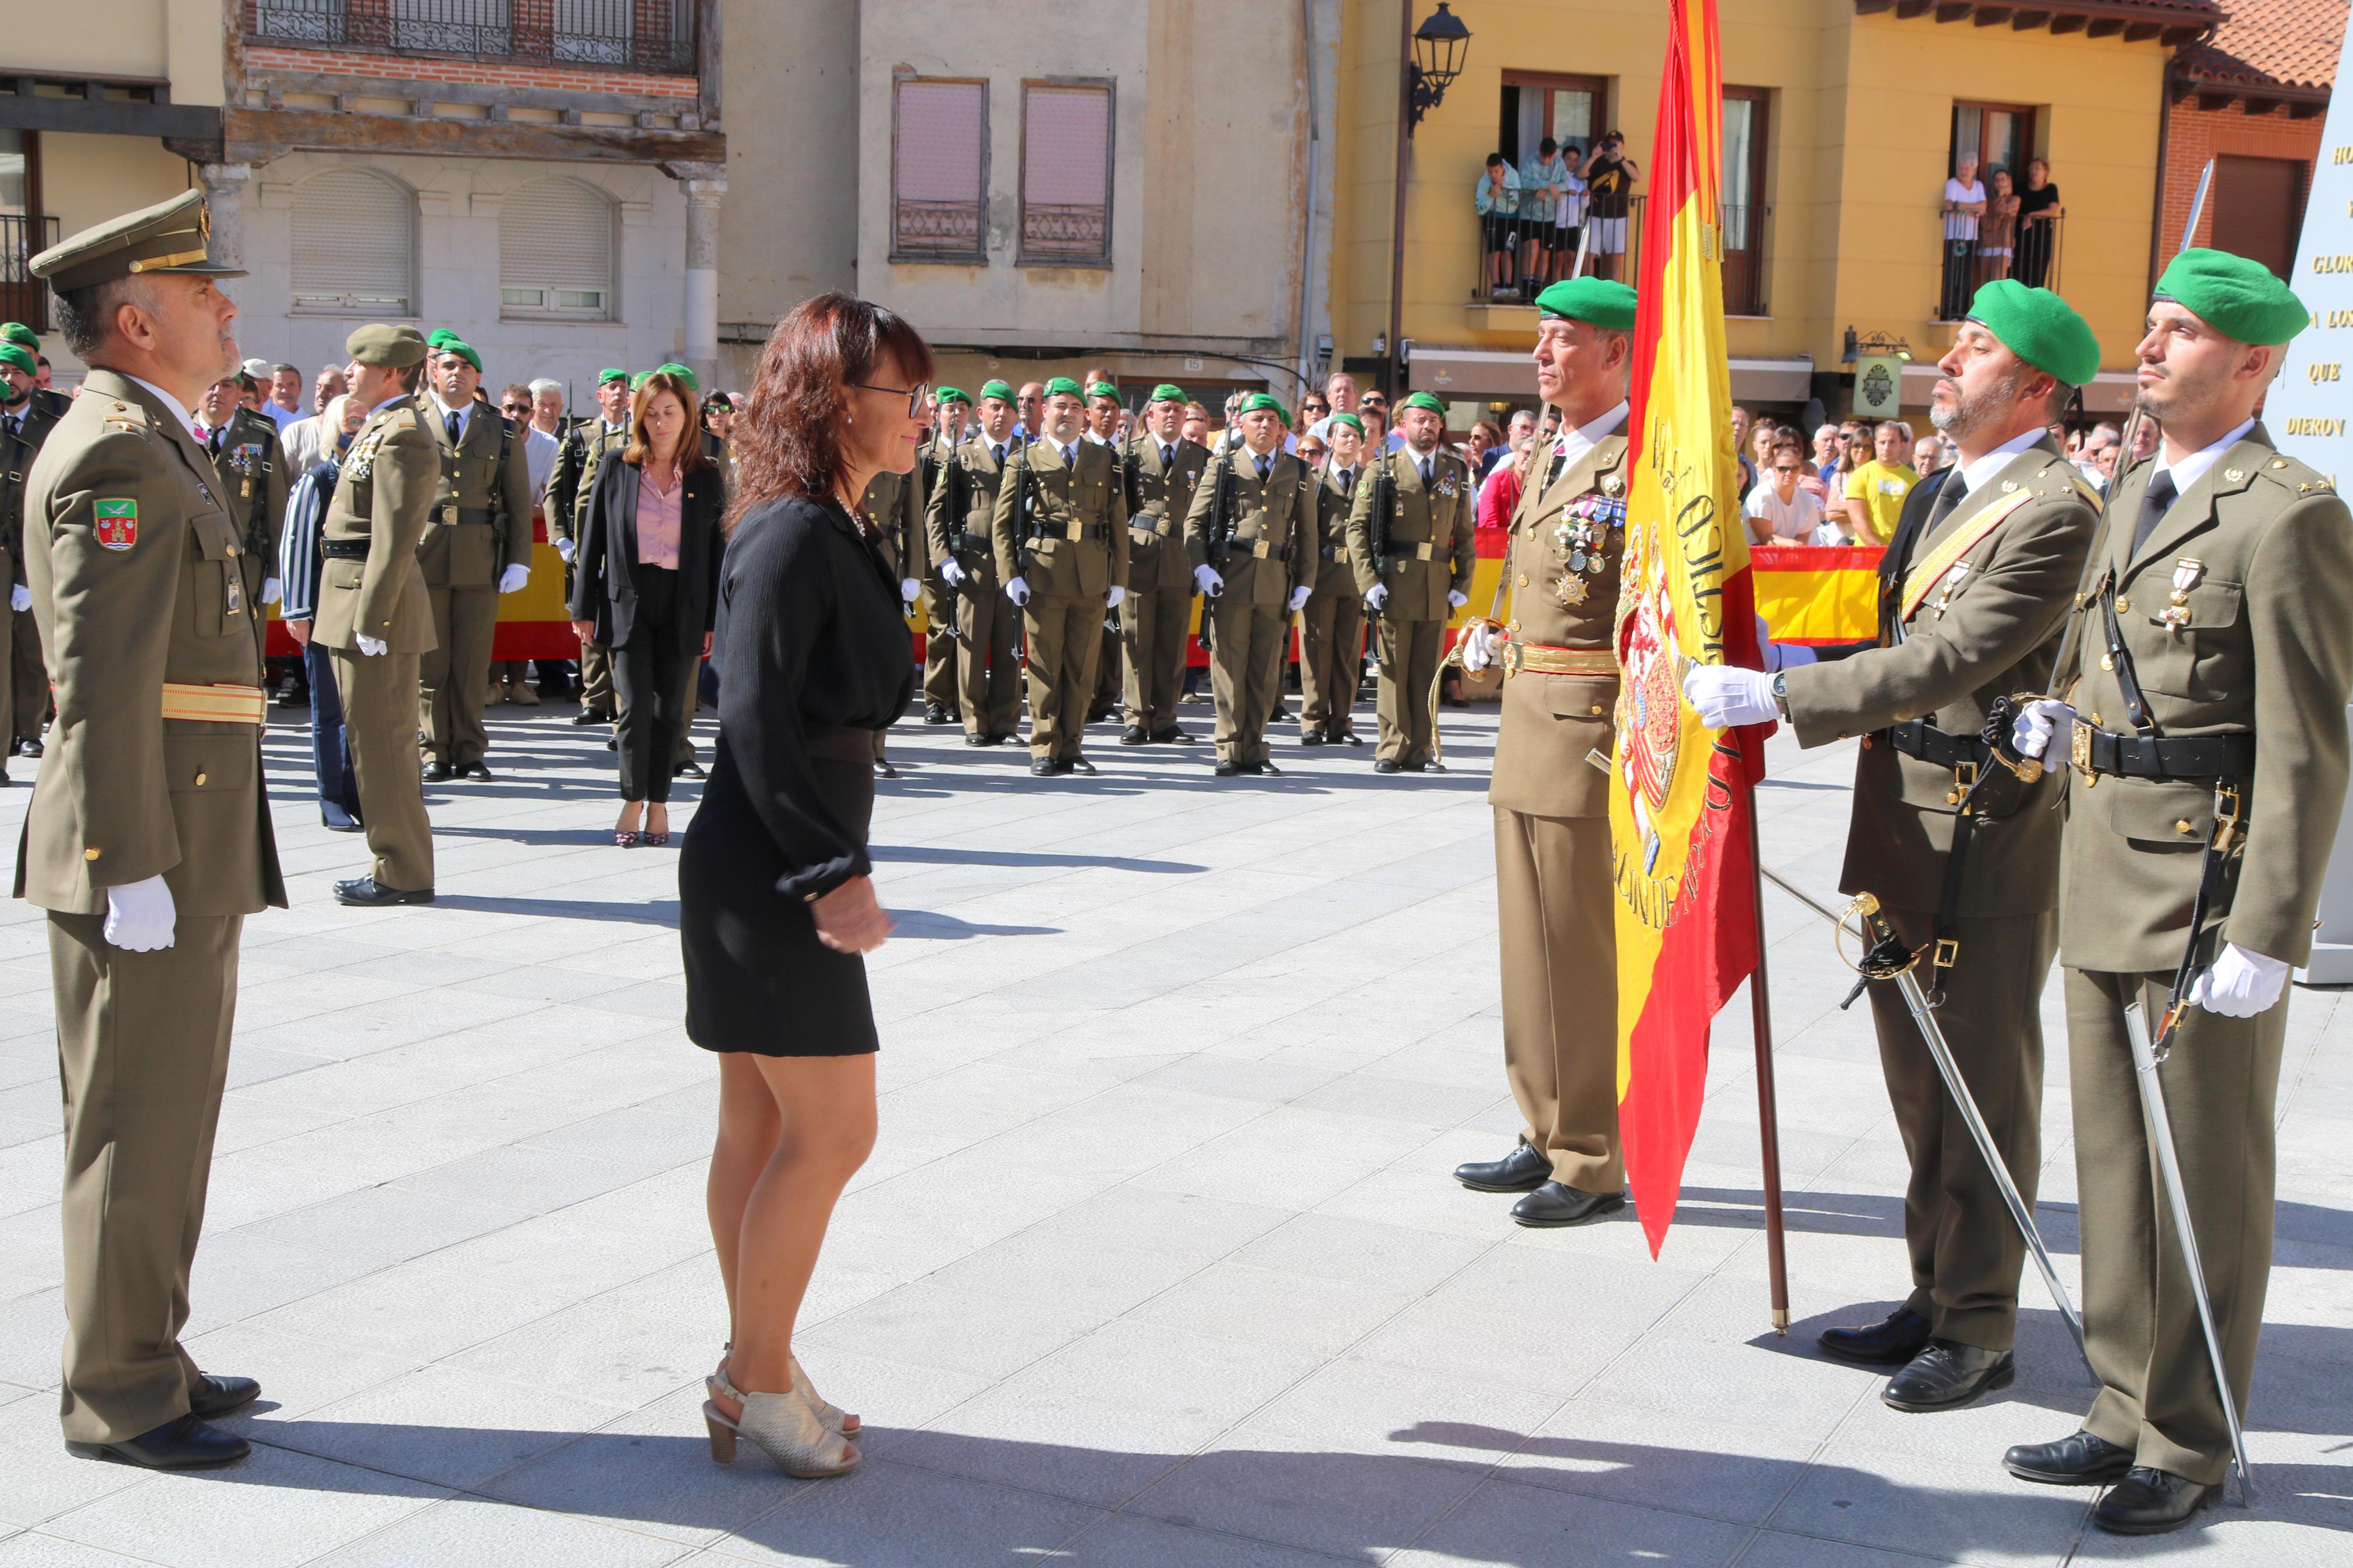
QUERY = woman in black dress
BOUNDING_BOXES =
[680,293,929,1479]
[2015,158,2063,290]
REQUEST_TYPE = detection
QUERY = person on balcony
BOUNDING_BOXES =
[1581,133,1639,282]
[1979,166,2021,284]
[1520,136,1574,291]
[1941,155,1988,319]
[1475,152,1523,299]
[2015,158,2063,290]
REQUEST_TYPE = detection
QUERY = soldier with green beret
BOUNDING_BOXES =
[1689,277,2103,1402]
[1081,381,1132,721]
[1347,389,1474,771]
[19,188,285,1468]
[929,380,1024,744]
[0,337,65,777]
[3,321,70,421]
[1184,391,1313,774]
[1119,382,1210,744]
[2000,251,2353,1533]
[545,368,635,723]
[916,387,972,727]
[1298,410,1368,746]
[417,335,534,781]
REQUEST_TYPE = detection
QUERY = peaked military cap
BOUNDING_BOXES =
[1535,276,1637,330]
[1965,279,2101,387]
[979,379,1016,401]
[346,323,430,368]
[1149,383,1186,403]
[1044,376,1084,398]
[2155,248,2310,346]
[30,189,245,293]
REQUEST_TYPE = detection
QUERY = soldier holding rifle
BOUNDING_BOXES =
[927,380,1022,746]
[2003,251,2353,1535]
[1119,384,1208,745]
[1184,392,1312,777]
[1347,391,1474,773]
[918,388,968,727]
[1688,280,2102,1410]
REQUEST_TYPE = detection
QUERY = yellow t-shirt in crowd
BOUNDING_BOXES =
[1845,460,1919,546]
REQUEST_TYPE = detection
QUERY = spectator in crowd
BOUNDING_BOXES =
[1181,401,1211,445]
[1842,420,1918,547]
[1012,381,1045,442]
[478,382,553,706]
[1477,152,1524,298]
[1744,439,1826,545]
[277,393,371,831]
[569,368,723,848]
[1912,432,1948,474]
[1521,136,1574,290]
[1941,154,1988,318]
[528,378,579,697]
[1462,419,1503,476]
[705,390,738,447]
[1747,421,1780,496]
[2015,157,2063,289]
[1554,143,1588,272]
[1296,431,1329,470]
[2129,411,2159,462]
[237,359,272,412]
[1300,393,1330,436]
[1484,410,1532,483]
[2075,421,2121,493]
[1811,422,1841,481]
[1582,131,1639,281]
[311,363,347,414]
[1326,372,1359,418]
[262,362,305,431]
[1477,416,1536,532]
[1979,165,2020,283]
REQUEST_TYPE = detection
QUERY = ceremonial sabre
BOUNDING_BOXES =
[1759,866,2093,1378]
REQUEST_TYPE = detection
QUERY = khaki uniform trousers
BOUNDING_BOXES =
[419,582,497,767]
[0,589,13,750]
[1374,615,1444,765]
[1862,905,2054,1352]
[1122,579,1191,735]
[959,580,1023,738]
[1298,588,1364,738]
[12,602,45,742]
[2068,968,2284,1485]
[1094,620,1123,716]
[1024,594,1102,760]
[332,643,435,891]
[1494,808,1621,1190]
[563,557,614,714]
[1209,598,1284,767]
[52,910,241,1443]
[923,596,960,714]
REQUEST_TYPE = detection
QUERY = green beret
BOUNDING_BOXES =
[30,189,245,294]
[2155,248,2311,347]
[1044,376,1084,398]
[979,379,1015,402]
[1327,411,1365,436]
[935,386,972,406]
[1086,381,1119,401]
[1535,276,1638,331]
[1399,391,1449,417]
[1149,383,1186,404]
[630,371,651,391]
[427,329,462,350]
[345,323,429,369]
[1238,392,1287,419]
[0,343,33,378]
[0,323,36,351]
[653,361,698,392]
[597,367,629,386]
[1964,279,2100,387]
[435,337,483,374]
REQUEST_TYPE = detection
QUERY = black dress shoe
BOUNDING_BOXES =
[606,737,618,751]
[1454,1139,1550,1192]
[924,703,953,726]
[333,876,434,907]
[1151,726,1193,744]
[964,733,991,746]
[66,1414,249,1470]
[1120,726,1148,745]
[1030,758,1060,777]
[2003,1430,2135,1488]
[1067,757,1096,776]
[188,1373,260,1420]
[18,738,41,758]
[1408,759,1447,773]
[1512,1182,1627,1227]
[1373,759,1402,774]
[1880,1340,2014,1411]
[873,759,899,779]
[1300,732,1326,746]
[1339,730,1365,745]
[570,709,614,726]
[1214,759,1243,777]
[2094,1468,2216,1535]
[421,761,452,782]
[674,759,706,780]
[1817,1306,1932,1367]
[1250,760,1282,777]
[456,762,495,781]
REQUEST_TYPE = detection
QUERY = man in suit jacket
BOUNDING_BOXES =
[1691,280,2103,1412]
[1186,392,1312,776]
[20,190,285,1469]
[1300,413,1369,746]
[1120,385,1209,745]
[1348,392,1475,771]
[1450,277,1634,1228]
[417,337,533,781]
[2003,252,2353,1534]
[928,380,1023,746]
[317,325,441,905]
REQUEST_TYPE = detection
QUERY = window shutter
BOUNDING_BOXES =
[1021,85,1110,262]
[501,179,615,317]
[291,169,414,314]
[893,80,986,258]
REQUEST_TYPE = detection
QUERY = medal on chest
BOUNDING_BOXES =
[1552,491,1625,608]
[2164,557,2204,637]
[1929,562,1969,619]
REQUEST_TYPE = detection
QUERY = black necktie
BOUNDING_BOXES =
[1420,458,1434,488]
[1161,445,1174,468]
[446,410,462,446]
[1924,470,1969,533]
[992,443,1005,465]
[208,427,223,457]
[2131,470,2178,556]
[1257,456,1272,482]
[1340,468,1355,495]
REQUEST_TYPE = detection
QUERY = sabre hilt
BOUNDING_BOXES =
[1981,693,2046,785]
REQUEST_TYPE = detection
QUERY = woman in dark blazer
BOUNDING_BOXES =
[680,294,928,1480]
[569,369,724,845]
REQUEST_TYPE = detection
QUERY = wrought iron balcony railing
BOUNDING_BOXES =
[249,0,694,76]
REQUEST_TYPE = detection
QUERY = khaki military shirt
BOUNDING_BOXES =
[314,394,439,654]
[1124,434,1210,593]
[991,436,1131,602]
[926,433,1011,587]
[1183,445,1314,607]
[1346,445,1476,620]
[421,397,534,588]
[1311,465,1365,599]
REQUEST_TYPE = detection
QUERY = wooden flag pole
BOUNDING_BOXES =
[1746,802,1791,1332]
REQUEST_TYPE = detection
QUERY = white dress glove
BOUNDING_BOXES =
[497,563,529,595]
[1460,620,1500,673]
[900,577,921,605]
[1364,582,1389,611]
[1106,585,1126,610]
[261,577,282,607]
[1286,585,1312,613]
[1194,565,1225,598]
[554,536,575,564]
[9,584,29,613]
[2011,698,2075,762]
[1754,613,1815,673]
[1447,589,1469,610]
[940,558,967,588]
[2189,943,2290,1018]
[1682,664,1780,730]
[1005,576,1031,607]
[356,632,389,656]
[102,874,176,952]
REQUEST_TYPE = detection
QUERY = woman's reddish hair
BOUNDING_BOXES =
[725,292,935,532]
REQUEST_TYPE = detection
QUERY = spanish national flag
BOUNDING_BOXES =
[1610,0,1769,1257]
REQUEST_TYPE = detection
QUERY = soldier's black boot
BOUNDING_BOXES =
[1817,1307,1930,1367]
[2003,1430,2135,1487]
[1453,1138,1549,1193]
[2093,1469,2216,1535]
[1880,1341,2013,1411]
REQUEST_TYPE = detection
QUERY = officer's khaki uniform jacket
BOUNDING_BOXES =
[1125,434,1209,592]
[1346,446,1476,619]
[2,393,65,589]
[1310,464,1365,599]
[14,370,285,915]
[423,399,534,588]
[204,405,289,587]
[314,395,439,653]
[927,435,1010,575]
[1184,446,1314,606]
[991,437,1131,599]
[862,467,925,581]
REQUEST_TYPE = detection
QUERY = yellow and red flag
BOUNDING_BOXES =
[1610,0,1769,1257]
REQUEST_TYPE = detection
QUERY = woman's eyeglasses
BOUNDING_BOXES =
[848,381,929,417]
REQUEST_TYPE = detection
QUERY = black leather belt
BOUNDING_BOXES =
[434,505,494,525]
[320,538,371,559]
[2080,729,2256,780]
[1883,719,1990,769]
[953,529,989,554]
[1072,522,1110,544]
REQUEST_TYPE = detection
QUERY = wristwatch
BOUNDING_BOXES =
[1770,671,1790,720]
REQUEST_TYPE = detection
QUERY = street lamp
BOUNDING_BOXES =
[1388,3,1472,399]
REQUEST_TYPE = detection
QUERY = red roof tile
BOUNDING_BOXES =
[2181,0,2346,91]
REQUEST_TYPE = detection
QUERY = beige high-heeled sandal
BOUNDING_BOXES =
[703,1386,858,1477]
[711,1345,857,1435]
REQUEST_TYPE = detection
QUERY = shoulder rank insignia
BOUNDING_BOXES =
[93,499,137,550]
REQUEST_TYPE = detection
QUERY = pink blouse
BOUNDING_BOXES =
[636,464,683,568]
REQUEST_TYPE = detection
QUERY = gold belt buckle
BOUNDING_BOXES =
[2070,720,2095,788]
[1933,937,1960,969]
[1946,760,1977,806]
[1501,641,1524,678]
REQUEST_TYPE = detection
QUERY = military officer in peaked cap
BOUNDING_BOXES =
[317,323,442,906]
[2003,251,2353,1534]
[19,189,285,1469]
[1690,279,2103,1410]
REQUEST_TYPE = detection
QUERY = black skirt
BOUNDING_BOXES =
[681,724,881,1055]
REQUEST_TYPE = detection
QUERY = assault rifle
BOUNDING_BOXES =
[1364,450,1399,613]
[1198,449,1240,653]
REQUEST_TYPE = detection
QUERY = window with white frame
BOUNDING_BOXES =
[290,168,415,315]
[499,178,616,319]
[1020,81,1112,265]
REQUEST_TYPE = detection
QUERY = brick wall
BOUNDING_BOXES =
[2160,95,2326,251]
[244,45,698,102]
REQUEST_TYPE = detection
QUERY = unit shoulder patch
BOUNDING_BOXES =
[93,498,138,550]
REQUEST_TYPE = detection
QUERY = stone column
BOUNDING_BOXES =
[674,165,726,392]
[197,163,252,301]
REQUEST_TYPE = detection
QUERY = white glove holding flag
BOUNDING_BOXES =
[940,558,967,588]
[261,578,282,607]
[1364,583,1389,611]
[900,577,920,605]
[102,875,176,952]
[1459,621,1500,674]
[497,563,530,595]
[2189,944,2290,1018]
[1286,585,1311,613]
[356,633,388,656]
[1005,577,1031,607]
[2010,698,2075,762]
[1682,664,1779,730]
[1754,613,1815,672]
[1194,566,1224,598]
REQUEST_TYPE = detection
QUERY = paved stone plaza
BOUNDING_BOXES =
[0,694,2348,1567]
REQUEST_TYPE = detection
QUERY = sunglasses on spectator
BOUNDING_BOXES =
[1774,464,1801,476]
[502,401,530,417]
[848,380,929,417]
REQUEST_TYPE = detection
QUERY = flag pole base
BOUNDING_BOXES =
[1772,1309,1789,1333]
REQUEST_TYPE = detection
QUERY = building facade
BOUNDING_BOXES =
[2158,0,2341,279]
